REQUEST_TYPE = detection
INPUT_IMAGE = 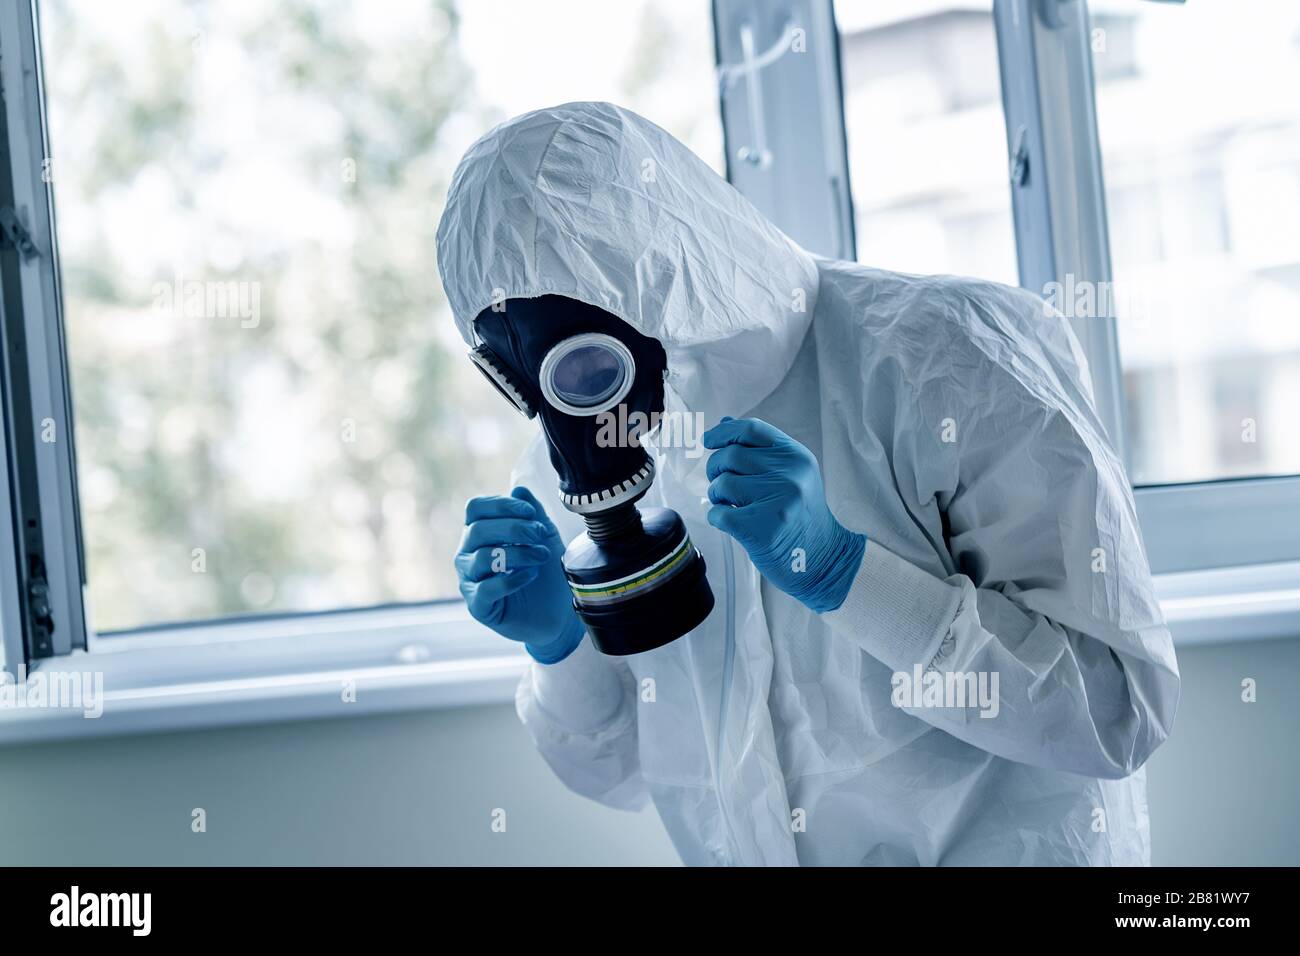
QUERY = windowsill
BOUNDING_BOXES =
[1150,560,1300,646]
[0,602,529,746]
[2,561,1297,747]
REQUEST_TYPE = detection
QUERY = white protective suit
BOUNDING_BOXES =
[435,102,1179,866]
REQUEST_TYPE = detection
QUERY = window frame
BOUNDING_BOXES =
[0,0,86,674]
[993,0,1126,455]
[713,0,855,260]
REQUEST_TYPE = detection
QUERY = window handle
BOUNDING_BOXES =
[717,19,800,169]
[1009,125,1030,187]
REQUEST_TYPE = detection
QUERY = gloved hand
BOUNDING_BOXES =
[704,417,866,613]
[455,486,586,664]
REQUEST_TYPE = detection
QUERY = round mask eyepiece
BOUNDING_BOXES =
[538,333,636,417]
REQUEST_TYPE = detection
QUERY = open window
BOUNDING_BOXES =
[0,0,723,738]
[38,0,721,636]
[2,0,1295,743]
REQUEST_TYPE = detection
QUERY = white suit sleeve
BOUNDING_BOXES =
[515,635,649,810]
[825,314,1179,780]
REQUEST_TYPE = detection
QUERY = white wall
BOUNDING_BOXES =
[1144,636,1300,865]
[0,699,679,866]
[1,637,1296,866]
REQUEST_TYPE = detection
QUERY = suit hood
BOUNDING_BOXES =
[435,101,819,425]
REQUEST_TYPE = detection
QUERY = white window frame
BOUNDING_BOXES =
[713,0,855,260]
[0,0,86,673]
[1,0,1296,746]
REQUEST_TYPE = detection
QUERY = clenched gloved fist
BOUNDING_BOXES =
[455,486,585,664]
[704,417,866,613]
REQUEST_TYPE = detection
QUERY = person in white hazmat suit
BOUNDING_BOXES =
[437,101,1179,866]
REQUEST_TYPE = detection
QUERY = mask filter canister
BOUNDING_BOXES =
[561,479,714,656]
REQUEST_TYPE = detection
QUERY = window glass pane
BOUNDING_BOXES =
[1094,0,1300,484]
[835,0,1017,284]
[41,0,721,631]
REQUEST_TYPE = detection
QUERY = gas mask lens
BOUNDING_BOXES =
[539,333,635,416]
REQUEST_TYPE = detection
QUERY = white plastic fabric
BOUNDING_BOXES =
[436,102,1180,866]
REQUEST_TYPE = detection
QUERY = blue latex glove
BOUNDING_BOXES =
[704,417,866,613]
[455,486,585,664]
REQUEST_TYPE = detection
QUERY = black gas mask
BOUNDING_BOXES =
[469,295,714,656]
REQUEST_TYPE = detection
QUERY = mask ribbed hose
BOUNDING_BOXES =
[582,502,643,542]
